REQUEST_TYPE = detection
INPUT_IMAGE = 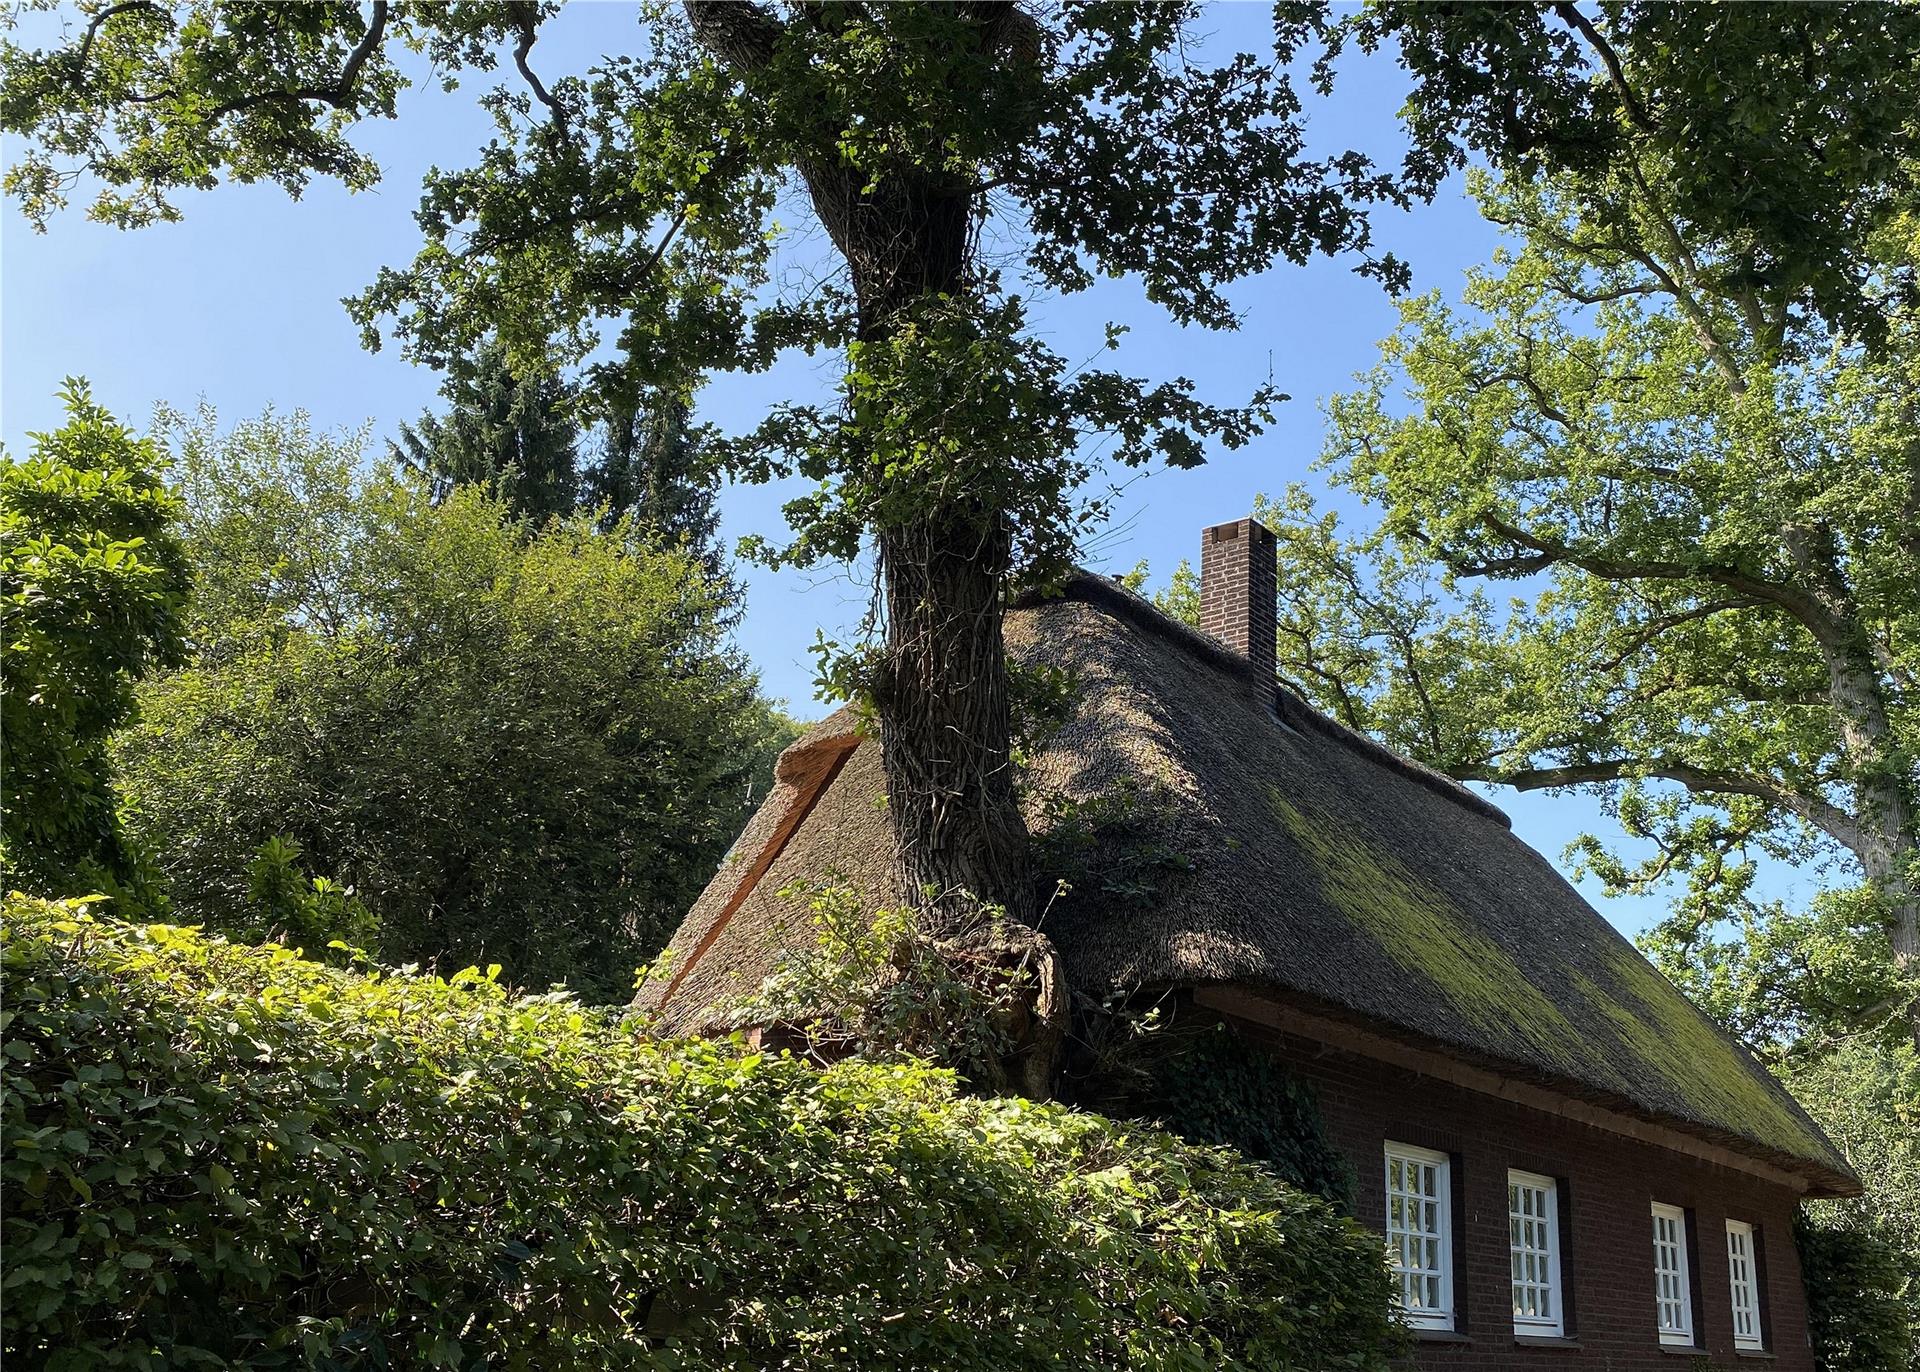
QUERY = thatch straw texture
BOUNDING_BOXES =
[640,574,1854,1192]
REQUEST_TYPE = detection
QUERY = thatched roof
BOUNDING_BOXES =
[640,574,1856,1195]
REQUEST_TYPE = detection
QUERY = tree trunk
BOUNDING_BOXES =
[688,0,1055,1084]
[873,510,1034,927]
[792,117,1039,930]
[1827,665,1919,1047]
[1879,845,1920,1049]
[1784,522,1920,1046]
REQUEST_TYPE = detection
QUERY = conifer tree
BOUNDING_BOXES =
[390,340,581,524]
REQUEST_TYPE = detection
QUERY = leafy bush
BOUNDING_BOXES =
[1063,1012,1356,1212]
[1797,1216,1913,1372]
[1134,1023,1356,1210]
[2,895,1404,1371]
[111,406,797,995]
[0,381,188,913]
[1785,1040,1919,1372]
[239,836,378,956]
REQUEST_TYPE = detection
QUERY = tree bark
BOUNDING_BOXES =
[781,31,1035,932]
[872,510,1033,925]
[687,2,1054,1084]
[1779,523,1919,1046]
[811,159,1038,927]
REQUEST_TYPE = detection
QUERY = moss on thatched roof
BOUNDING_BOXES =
[641,574,1855,1194]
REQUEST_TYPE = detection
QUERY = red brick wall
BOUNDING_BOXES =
[1238,1020,1812,1371]
[1198,517,1277,680]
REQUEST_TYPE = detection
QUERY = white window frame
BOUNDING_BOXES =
[1651,1201,1696,1346]
[1726,1220,1765,1351]
[1385,1141,1454,1330]
[1508,1169,1565,1336]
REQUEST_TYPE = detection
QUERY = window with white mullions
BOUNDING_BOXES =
[1508,1170,1564,1336]
[1385,1141,1453,1330]
[1651,1201,1695,1346]
[1726,1221,1765,1350]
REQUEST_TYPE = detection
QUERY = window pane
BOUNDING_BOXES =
[1509,1173,1563,1335]
[1386,1144,1452,1329]
[1652,1203,1693,1342]
[1727,1222,1763,1348]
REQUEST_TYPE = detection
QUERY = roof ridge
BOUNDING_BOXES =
[1018,571,1510,830]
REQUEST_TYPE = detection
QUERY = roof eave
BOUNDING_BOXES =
[1192,984,1862,1200]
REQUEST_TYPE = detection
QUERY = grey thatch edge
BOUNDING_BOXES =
[1015,572,1512,830]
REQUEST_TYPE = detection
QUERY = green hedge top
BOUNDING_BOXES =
[2,895,1403,1371]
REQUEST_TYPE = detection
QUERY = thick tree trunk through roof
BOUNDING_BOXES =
[686,0,1063,1089]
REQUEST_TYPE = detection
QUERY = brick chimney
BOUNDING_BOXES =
[1199,517,1276,680]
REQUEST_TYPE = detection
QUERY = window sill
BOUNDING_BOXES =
[1735,1350,1775,1361]
[1413,1329,1471,1344]
[1658,1345,1709,1357]
[1514,1335,1581,1349]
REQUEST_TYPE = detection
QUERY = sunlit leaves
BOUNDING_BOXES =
[728,291,1275,592]
[109,405,790,997]
[2,895,1404,1370]
[0,381,187,912]
[1334,3,1920,345]
[1287,87,1920,1050]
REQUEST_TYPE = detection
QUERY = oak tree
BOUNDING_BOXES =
[2,2,1403,974]
[1260,6,1920,1048]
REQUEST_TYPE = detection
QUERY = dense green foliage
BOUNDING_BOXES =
[1055,1015,1355,1214]
[1785,1041,1920,1372]
[1135,1024,1355,1213]
[389,339,584,524]
[1333,5,1920,346]
[709,882,1031,1084]
[0,381,188,913]
[591,393,729,586]
[2,895,1404,1372]
[1797,1217,1914,1372]
[111,406,793,996]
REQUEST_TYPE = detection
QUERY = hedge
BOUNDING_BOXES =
[1,896,1404,1371]
[1798,1214,1914,1372]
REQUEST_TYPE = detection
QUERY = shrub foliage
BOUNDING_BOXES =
[1134,1023,1357,1211]
[2,896,1403,1371]
[111,406,795,995]
[1797,1215,1914,1372]
[0,382,188,912]
[1786,1041,1919,1372]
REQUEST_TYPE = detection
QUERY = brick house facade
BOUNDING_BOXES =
[1212,995,1814,1369]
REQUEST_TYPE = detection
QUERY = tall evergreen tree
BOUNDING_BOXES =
[589,392,726,577]
[397,341,728,574]
[390,340,581,524]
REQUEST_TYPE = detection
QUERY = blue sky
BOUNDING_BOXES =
[1,2,1803,937]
